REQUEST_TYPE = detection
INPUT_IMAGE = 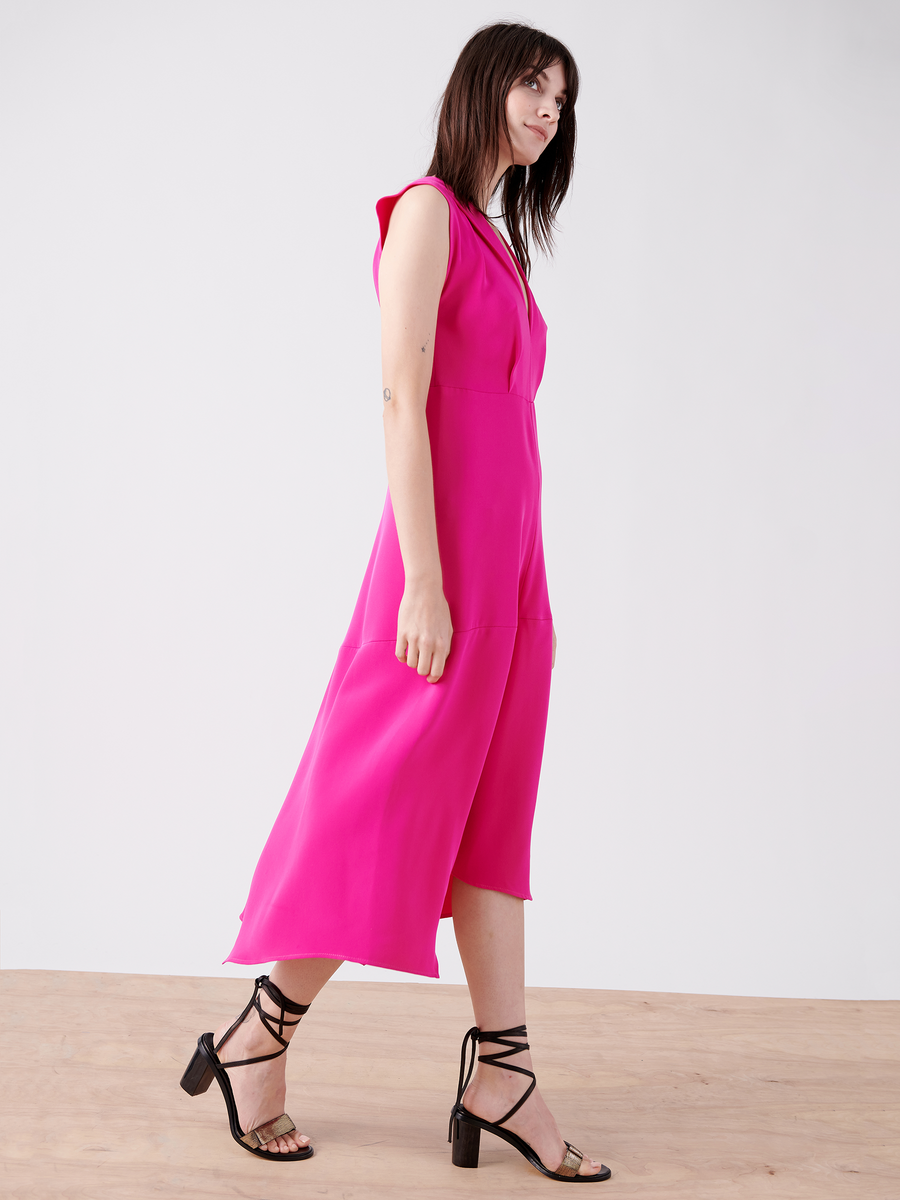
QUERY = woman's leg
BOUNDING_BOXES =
[451,878,603,1176]
[211,957,342,1154]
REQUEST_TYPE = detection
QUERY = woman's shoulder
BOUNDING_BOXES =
[392,179,451,218]
[377,176,471,226]
[375,177,457,251]
[378,174,459,208]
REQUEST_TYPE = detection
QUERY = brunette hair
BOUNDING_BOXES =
[426,21,579,276]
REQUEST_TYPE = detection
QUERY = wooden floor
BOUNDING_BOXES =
[1,970,898,1198]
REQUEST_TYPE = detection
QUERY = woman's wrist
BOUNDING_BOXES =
[403,567,444,591]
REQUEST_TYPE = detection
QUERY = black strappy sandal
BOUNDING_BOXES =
[180,974,314,1161]
[449,1025,611,1182]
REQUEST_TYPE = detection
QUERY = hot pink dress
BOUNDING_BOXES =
[226,176,553,978]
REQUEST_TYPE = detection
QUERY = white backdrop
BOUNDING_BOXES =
[1,0,898,1000]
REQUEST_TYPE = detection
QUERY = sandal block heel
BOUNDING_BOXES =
[180,1042,214,1096]
[451,1114,481,1168]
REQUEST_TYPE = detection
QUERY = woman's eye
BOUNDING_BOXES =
[556,99,564,112]
[525,78,538,90]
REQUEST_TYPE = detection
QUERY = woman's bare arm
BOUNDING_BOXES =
[378,185,452,683]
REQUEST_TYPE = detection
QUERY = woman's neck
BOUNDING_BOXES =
[479,144,514,213]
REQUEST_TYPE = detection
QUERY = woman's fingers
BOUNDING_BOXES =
[427,643,449,683]
[397,634,451,683]
[399,633,424,673]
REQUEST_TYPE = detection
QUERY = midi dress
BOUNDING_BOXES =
[226,175,553,978]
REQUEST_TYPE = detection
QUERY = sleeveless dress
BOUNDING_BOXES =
[226,176,553,978]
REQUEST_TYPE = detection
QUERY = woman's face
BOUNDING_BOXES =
[503,59,567,166]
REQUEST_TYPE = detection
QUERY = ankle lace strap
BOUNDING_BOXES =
[454,1024,536,1128]
[215,975,310,1069]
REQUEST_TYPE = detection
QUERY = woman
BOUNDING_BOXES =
[181,21,609,1184]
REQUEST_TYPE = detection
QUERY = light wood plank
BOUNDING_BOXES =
[1,970,897,1197]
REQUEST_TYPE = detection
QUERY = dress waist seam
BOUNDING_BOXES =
[342,618,551,651]
[429,382,531,403]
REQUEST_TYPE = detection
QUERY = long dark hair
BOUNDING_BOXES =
[426,22,579,277]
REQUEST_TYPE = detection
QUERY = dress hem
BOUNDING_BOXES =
[223,948,441,980]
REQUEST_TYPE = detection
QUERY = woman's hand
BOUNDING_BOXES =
[396,581,453,683]
[552,623,557,669]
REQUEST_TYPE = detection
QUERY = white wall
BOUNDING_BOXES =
[1,0,897,999]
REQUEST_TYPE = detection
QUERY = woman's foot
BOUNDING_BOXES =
[462,1044,603,1178]
[211,998,309,1155]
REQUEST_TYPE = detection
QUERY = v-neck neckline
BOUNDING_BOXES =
[476,211,531,322]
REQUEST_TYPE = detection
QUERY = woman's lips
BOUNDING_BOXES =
[525,124,547,142]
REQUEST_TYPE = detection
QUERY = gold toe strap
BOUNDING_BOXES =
[556,1142,583,1178]
[241,1113,296,1148]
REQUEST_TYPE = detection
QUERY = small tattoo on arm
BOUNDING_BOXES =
[421,335,430,353]
[383,387,391,402]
